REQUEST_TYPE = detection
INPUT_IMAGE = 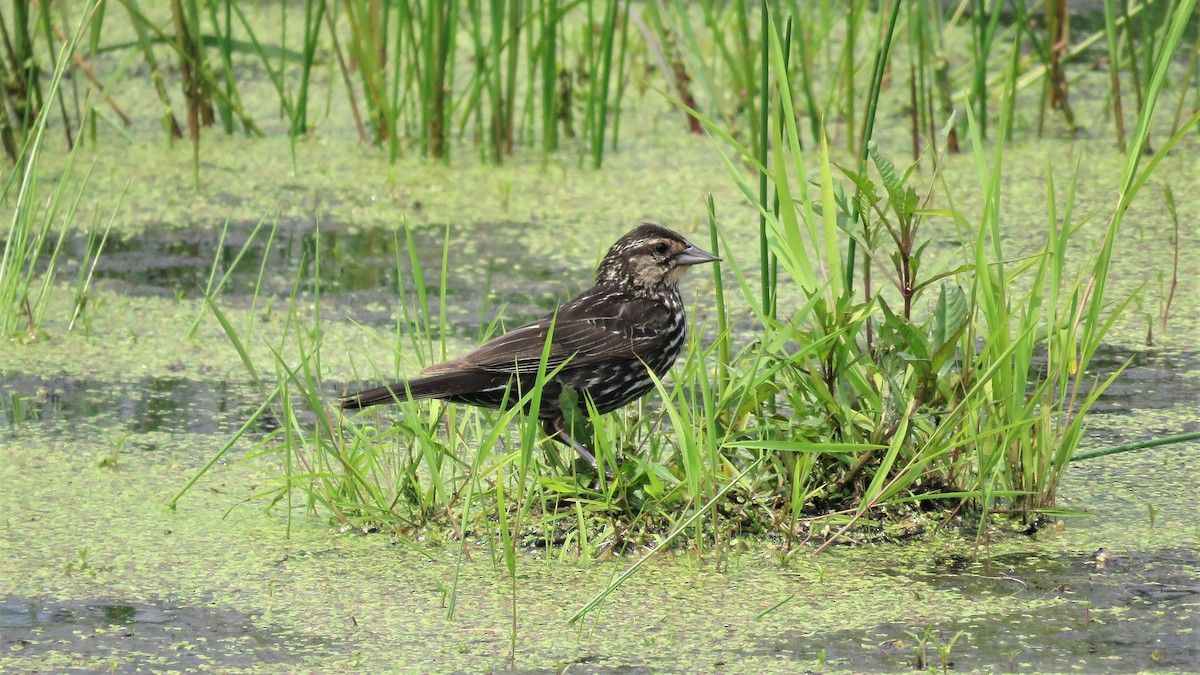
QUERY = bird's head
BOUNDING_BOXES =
[596,223,720,290]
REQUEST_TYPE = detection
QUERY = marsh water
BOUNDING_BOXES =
[3,12,1200,674]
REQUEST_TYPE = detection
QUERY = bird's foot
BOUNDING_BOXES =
[546,417,616,482]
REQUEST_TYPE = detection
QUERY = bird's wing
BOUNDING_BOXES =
[422,292,671,376]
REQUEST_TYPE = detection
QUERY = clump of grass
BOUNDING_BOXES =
[1,0,110,338]
[656,1,1197,556]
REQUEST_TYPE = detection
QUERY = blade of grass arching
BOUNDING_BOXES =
[26,147,92,328]
[767,106,812,293]
[34,1,75,149]
[68,179,122,332]
[1055,359,1130,467]
[645,362,701,501]
[1,0,100,334]
[1170,25,1200,135]
[203,292,262,389]
[188,213,272,338]
[716,160,803,306]
[267,338,368,504]
[567,456,765,625]
[1082,0,1197,361]
[292,323,333,447]
[761,16,810,284]
[765,16,823,296]
[713,227,766,325]
[190,216,231,337]
[1121,111,1200,224]
[859,402,912,509]
[518,311,560,477]
[167,380,283,509]
[246,214,280,341]
[69,210,105,327]
[1072,430,1200,463]
[657,87,769,171]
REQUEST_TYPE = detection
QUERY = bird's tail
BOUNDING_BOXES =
[339,370,488,409]
[339,382,411,409]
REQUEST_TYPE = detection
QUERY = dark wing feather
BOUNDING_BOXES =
[422,290,673,377]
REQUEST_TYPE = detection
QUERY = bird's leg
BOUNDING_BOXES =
[544,417,614,479]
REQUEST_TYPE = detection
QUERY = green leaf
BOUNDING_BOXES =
[728,441,885,453]
[930,282,968,370]
[558,386,595,448]
[868,140,903,206]
[878,298,930,361]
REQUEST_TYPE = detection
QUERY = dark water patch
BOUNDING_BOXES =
[0,374,264,436]
[1026,343,1200,421]
[1083,345,1200,414]
[71,220,566,312]
[769,548,1200,671]
[0,595,338,671]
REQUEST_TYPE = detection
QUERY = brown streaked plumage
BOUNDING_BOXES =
[340,223,719,469]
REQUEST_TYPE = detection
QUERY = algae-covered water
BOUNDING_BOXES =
[3,12,1199,672]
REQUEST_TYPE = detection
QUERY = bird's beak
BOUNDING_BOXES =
[674,243,720,267]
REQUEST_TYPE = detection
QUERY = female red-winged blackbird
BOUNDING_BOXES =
[340,222,719,469]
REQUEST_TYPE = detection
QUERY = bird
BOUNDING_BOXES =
[339,222,719,470]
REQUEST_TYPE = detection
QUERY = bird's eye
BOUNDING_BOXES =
[653,242,670,255]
